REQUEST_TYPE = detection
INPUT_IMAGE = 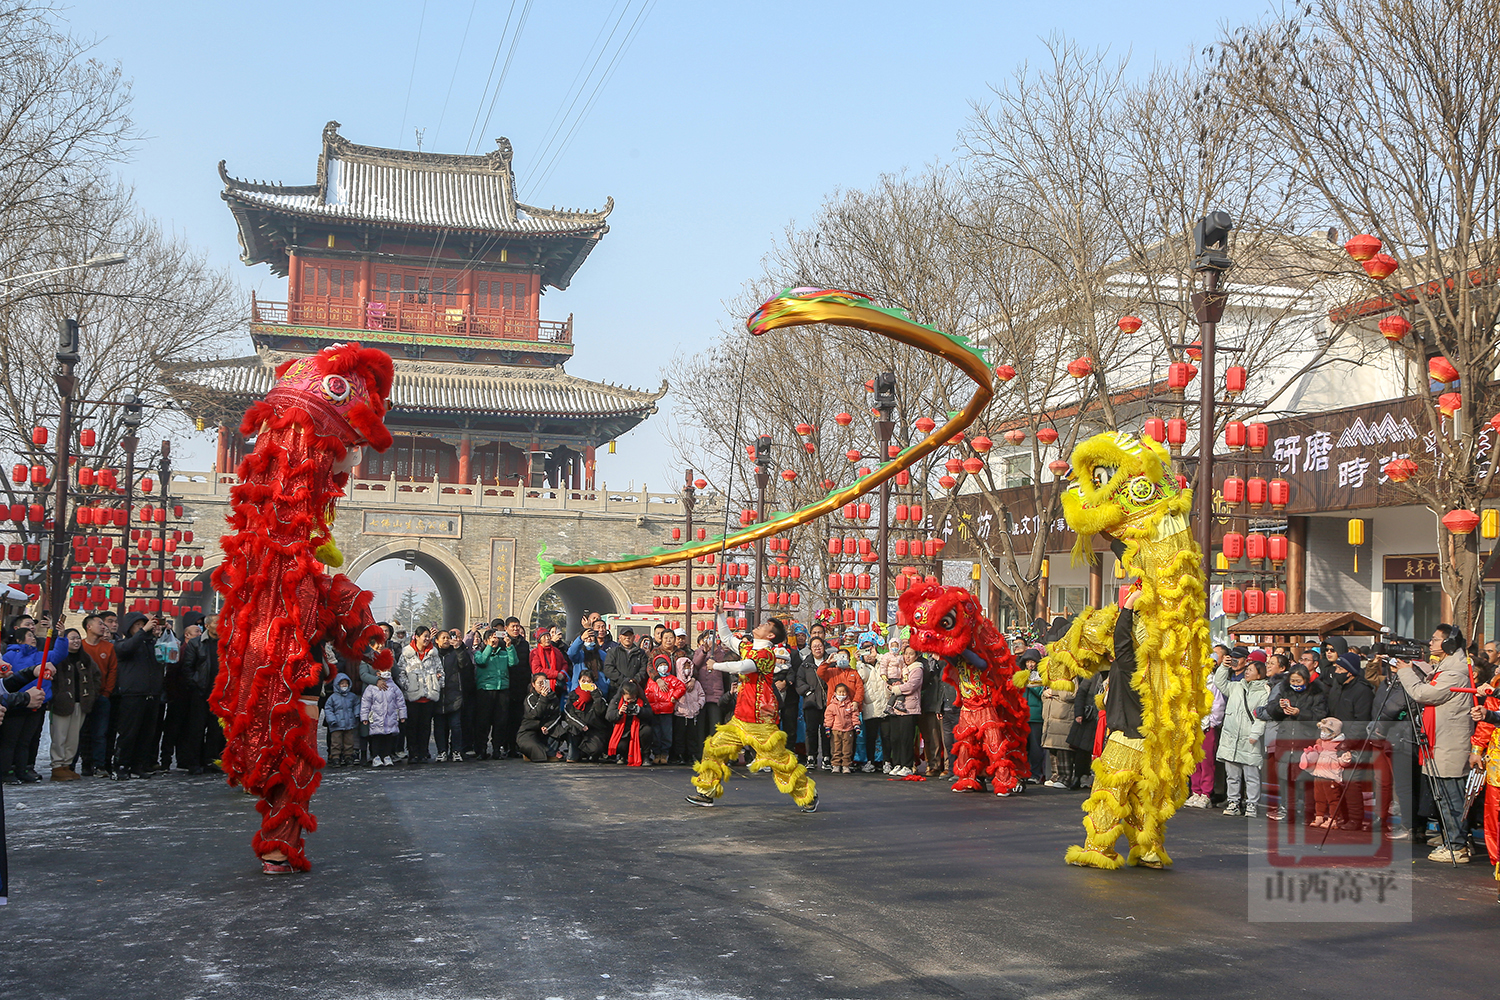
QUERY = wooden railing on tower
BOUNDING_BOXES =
[251,296,572,344]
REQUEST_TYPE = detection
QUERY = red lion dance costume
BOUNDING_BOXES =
[210,344,396,873]
[898,583,1029,795]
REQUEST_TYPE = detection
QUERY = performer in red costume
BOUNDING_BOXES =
[685,615,818,812]
[898,583,1029,795]
[211,343,397,874]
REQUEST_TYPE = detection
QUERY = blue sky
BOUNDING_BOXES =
[57,1,1242,607]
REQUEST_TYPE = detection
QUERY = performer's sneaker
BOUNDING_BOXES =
[261,860,297,875]
[684,792,715,808]
[799,793,819,813]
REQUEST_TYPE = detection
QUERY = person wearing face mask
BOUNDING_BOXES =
[47,628,99,781]
[516,674,563,762]
[530,626,570,693]
[1213,657,1270,817]
[824,682,862,772]
[671,635,707,765]
[795,637,833,771]
[570,631,610,699]
[472,629,514,760]
[1325,651,1375,727]
[395,626,444,764]
[644,652,685,765]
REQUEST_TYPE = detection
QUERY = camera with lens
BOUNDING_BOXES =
[1371,635,1426,660]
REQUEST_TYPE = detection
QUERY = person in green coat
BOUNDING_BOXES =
[472,629,516,759]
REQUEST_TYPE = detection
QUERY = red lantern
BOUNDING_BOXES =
[79,467,95,487]
[895,471,909,487]
[141,477,152,492]
[828,573,841,591]
[857,610,871,627]
[857,573,872,592]
[1379,315,1412,342]
[910,504,923,524]
[1429,356,1460,384]
[10,463,24,483]
[1244,587,1265,616]
[1067,357,1093,378]
[1224,421,1246,450]
[962,457,984,474]
[1167,362,1198,389]
[1382,458,1417,483]
[1247,477,1268,509]
[994,365,1016,382]
[938,475,957,490]
[1246,533,1267,562]
[78,507,94,526]
[834,412,854,426]
[1185,341,1203,361]
[1222,587,1243,616]
[780,469,797,482]
[1246,422,1269,453]
[1269,478,1290,509]
[843,537,857,555]
[1442,509,1481,534]
[1344,234,1381,261]
[795,422,813,436]
[845,449,862,463]
[857,503,872,520]
[1363,253,1399,280]
[1223,532,1245,561]
[1268,534,1288,565]
[1437,392,1462,417]
[671,527,681,541]
[1266,589,1287,615]
[945,458,963,474]
[1222,477,1244,504]
[31,426,47,446]
[1117,315,1142,334]
[842,572,856,591]
[1048,459,1070,477]
[971,435,993,453]
[1166,418,1187,447]
[80,428,96,448]
[1143,417,1165,443]
[915,416,937,434]
[1035,427,1059,445]
[30,465,46,485]
[1003,429,1026,445]
[1225,366,1247,394]
[895,539,909,557]
[27,503,43,522]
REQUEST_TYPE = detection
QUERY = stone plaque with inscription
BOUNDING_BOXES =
[361,511,462,537]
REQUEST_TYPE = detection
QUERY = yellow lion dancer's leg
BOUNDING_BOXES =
[1124,778,1172,870]
[741,721,817,807]
[692,718,747,799]
[1066,733,1146,870]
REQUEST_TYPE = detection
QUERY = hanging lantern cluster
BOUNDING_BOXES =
[1344,234,1399,280]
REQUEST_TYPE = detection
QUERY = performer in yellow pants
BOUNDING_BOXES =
[687,616,818,812]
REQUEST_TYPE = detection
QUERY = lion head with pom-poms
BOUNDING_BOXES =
[1061,431,1192,572]
[898,582,983,660]
[242,343,395,455]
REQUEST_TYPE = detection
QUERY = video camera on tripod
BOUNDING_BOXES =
[1371,634,1427,661]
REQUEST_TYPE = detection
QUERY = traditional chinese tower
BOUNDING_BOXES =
[170,121,662,488]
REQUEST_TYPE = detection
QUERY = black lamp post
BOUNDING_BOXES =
[115,394,142,617]
[752,435,771,622]
[45,318,79,642]
[1191,211,1234,578]
[872,371,897,616]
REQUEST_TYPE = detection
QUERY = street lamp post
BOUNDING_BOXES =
[0,253,128,303]
[46,318,80,642]
[1191,212,1234,577]
[683,467,695,637]
[115,396,142,617]
[752,435,771,623]
[872,371,897,616]
[155,441,170,613]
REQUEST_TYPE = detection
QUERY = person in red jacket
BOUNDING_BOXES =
[530,626,570,693]
[645,652,686,765]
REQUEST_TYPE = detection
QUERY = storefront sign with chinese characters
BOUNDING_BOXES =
[361,512,462,537]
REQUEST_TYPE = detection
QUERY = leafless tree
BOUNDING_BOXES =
[1215,0,1500,635]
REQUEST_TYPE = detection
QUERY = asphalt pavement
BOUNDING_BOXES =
[1,759,1493,1000]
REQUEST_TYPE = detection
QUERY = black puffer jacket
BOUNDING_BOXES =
[794,654,827,712]
[437,645,465,713]
[113,613,163,697]
[1324,671,1375,724]
[1267,676,1328,724]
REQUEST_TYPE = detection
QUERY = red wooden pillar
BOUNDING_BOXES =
[571,452,581,490]
[584,445,596,490]
[215,426,228,475]
[457,433,472,484]
[358,257,372,316]
[288,250,302,304]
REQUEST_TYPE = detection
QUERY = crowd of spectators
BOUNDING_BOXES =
[3,604,1495,877]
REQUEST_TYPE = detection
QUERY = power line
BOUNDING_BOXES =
[472,0,536,153]
[434,0,481,148]
[520,0,634,191]
[524,0,656,200]
[465,0,521,155]
[397,0,431,147]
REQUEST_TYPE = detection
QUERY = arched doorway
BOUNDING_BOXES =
[345,540,484,633]
[520,573,630,640]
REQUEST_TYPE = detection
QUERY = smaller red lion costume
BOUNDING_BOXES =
[898,583,1029,795]
[211,344,396,871]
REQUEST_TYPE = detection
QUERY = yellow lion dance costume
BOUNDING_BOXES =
[1041,432,1211,870]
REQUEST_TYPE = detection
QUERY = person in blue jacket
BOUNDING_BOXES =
[0,624,66,784]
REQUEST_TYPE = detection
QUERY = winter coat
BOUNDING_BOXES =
[795,655,829,712]
[436,646,465,712]
[396,640,444,703]
[567,632,614,668]
[82,638,117,697]
[5,639,65,703]
[361,681,408,735]
[1267,678,1328,732]
[919,658,946,714]
[1214,665,1269,766]
[674,657,706,718]
[1324,671,1375,724]
[823,695,861,732]
[1026,681,1044,726]
[815,653,863,709]
[474,642,515,691]
[1396,650,1475,778]
[179,635,220,698]
[1300,735,1353,781]
[562,683,609,737]
[518,688,563,742]
[856,656,890,719]
[604,643,648,689]
[506,635,531,694]
[569,658,611,699]
[530,642,570,691]
[112,613,163,697]
[323,675,360,731]
[1040,686,1076,749]
[885,655,923,716]
[645,671,686,717]
[692,646,728,704]
[50,648,100,716]
[606,690,656,730]
[1067,672,1103,751]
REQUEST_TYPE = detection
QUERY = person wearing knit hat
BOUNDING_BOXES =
[1300,717,1355,828]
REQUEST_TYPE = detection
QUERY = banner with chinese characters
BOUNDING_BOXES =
[489,538,516,622]
[1384,553,1500,584]
[361,511,463,537]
